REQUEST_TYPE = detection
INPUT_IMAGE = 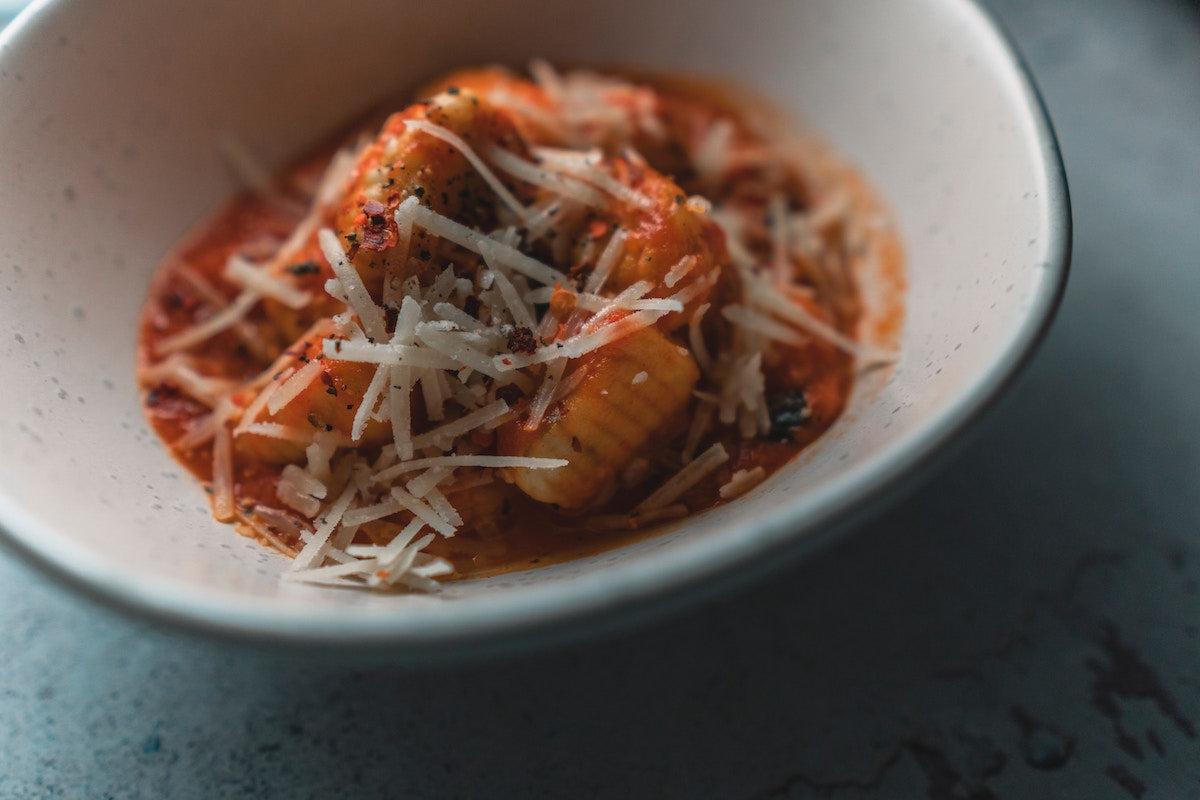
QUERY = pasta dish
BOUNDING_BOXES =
[137,63,902,590]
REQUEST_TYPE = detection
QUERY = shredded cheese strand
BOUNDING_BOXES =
[155,290,260,355]
[266,357,326,416]
[318,228,388,341]
[585,228,627,294]
[634,443,729,512]
[407,203,569,287]
[403,119,529,220]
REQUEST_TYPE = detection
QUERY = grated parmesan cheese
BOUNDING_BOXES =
[406,203,568,287]
[291,473,359,572]
[634,443,729,513]
[410,399,509,451]
[211,425,235,522]
[524,357,567,430]
[224,254,310,310]
[663,255,698,289]
[266,357,326,416]
[718,467,767,500]
[403,118,529,220]
[278,463,326,516]
[318,229,388,342]
[531,146,655,209]
[154,290,261,355]
[486,145,607,210]
[351,364,390,441]
[584,228,627,294]
[237,422,319,444]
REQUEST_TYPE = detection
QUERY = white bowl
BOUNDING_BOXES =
[0,0,1068,654]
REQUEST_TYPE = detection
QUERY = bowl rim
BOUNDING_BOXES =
[0,0,1070,657]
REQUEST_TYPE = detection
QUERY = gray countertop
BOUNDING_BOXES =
[3,0,1199,797]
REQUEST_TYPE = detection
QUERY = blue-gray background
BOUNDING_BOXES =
[3,0,1198,797]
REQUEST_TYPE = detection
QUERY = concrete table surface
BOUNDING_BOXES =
[2,0,1199,797]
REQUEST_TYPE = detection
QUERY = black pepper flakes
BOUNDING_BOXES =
[287,260,320,276]
[507,326,537,354]
[462,295,481,318]
[766,391,812,441]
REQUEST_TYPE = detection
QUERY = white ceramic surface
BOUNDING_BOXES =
[0,0,1068,652]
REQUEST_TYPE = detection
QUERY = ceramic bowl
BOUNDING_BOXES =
[0,0,1068,655]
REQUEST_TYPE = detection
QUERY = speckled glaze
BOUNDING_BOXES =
[0,0,1068,652]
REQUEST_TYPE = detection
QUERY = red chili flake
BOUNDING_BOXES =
[470,429,495,448]
[506,326,537,354]
[364,231,388,250]
[360,215,392,250]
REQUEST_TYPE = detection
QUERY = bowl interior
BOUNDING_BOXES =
[0,0,1066,647]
